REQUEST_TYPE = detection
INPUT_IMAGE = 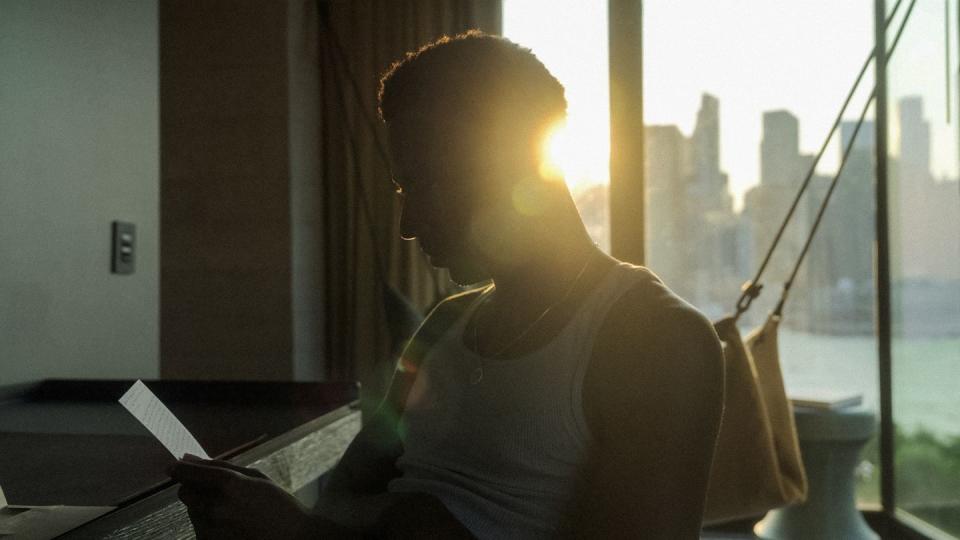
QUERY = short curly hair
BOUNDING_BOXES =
[378,31,566,149]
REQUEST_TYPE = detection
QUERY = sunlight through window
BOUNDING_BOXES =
[503,0,610,250]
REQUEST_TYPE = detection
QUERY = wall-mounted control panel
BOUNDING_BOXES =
[111,221,135,275]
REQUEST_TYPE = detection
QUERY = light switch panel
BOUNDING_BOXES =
[111,221,135,275]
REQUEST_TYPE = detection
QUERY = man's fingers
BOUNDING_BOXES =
[170,459,239,490]
[179,488,241,530]
[181,454,269,480]
[203,459,270,479]
[178,485,210,510]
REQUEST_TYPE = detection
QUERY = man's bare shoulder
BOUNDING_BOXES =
[584,265,723,440]
[569,266,725,538]
[602,265,716,350]
[609,265,706,321]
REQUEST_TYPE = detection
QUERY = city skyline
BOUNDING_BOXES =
[506,0,957,211]
[647,93,960,217]
[572,92,959,334]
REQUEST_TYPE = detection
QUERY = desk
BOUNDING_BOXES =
[0,379,361,538]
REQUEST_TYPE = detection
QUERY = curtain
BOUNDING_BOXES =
[317,1,502,393]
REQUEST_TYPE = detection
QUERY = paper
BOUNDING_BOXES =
[119,380,209,459]
[0,483,6,509]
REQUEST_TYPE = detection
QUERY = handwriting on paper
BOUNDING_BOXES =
[119,380,210,460]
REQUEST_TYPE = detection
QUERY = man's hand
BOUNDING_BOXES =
[169,454,357,539]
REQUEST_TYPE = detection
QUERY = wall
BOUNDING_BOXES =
[160,0,303,380]
[0,1,160,386]
[288,0,325,381]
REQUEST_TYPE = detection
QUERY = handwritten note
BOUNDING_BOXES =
[119,380,209,460]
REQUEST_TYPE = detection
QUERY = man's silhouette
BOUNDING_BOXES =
[172,31,724,539]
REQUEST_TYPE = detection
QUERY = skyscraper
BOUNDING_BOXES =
[642,95,738,318]
[840,118,875,153]
[645,125,690,288]
[761,110,801,187]
[893,96,931,279]
[743,109,808,324]
[892,96,959,282]
[898,95,931,186]
[691,93,725,196]
[834,119,875,286]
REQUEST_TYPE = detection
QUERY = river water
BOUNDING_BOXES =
[777,329,960,438]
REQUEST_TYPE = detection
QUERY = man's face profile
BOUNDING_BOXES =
[388,113,489,285]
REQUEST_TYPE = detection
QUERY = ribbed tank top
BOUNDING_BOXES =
[388,263,654,539]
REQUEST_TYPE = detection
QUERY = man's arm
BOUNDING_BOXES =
[561,284,724,539]
[317,293,479,536]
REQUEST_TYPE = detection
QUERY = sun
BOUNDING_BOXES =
[540,119,609,193]
[503,0,610,195]
[540,121,571,182]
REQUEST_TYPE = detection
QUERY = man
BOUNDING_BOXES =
[172,31,724,539]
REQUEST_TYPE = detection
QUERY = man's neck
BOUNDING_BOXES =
[477,179,608,306]
[488,230,603,309]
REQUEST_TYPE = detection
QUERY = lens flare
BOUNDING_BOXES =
[539,118,609,193]
[512,178,549,216]
[540,121,572,182]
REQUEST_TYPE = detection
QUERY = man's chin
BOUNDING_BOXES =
[433,256,488,287]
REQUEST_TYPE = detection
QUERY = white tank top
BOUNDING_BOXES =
[388,263,656,539]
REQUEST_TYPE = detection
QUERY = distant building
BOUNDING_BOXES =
[743,110,809,324]
[573,183,610,254]
[831,120,875,284]
[890,99,960,336]
[840,117,875,153]
[641,97,958,334]
[645,125,690,289]
[691,94,724,196]
[897,96,931,185]
[761,110,801,187]
[890,96,951,281]
[642,95,739,318]
[923,179,960,282]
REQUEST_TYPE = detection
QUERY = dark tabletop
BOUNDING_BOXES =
[0,379,356,507]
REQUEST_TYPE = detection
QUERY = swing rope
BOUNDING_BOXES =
[733,0,917,322]
[772,0,920,317]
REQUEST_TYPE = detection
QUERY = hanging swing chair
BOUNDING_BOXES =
[702,0,917,524]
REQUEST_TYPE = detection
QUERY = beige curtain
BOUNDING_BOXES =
[318,1,502,389]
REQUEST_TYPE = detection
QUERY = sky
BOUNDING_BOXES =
[503,0,610,194]
[504,0,958,211]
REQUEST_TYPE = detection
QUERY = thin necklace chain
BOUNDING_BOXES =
[469,251,598,384]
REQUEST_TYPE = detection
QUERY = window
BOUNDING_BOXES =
[886,1,960,535]
[507,2,960,535]
[643,0,884,504]
[502,0,611,252]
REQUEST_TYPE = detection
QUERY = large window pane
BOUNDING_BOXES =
[502,0,611,252]
[643,0,881,504]
[887,0,960,535]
